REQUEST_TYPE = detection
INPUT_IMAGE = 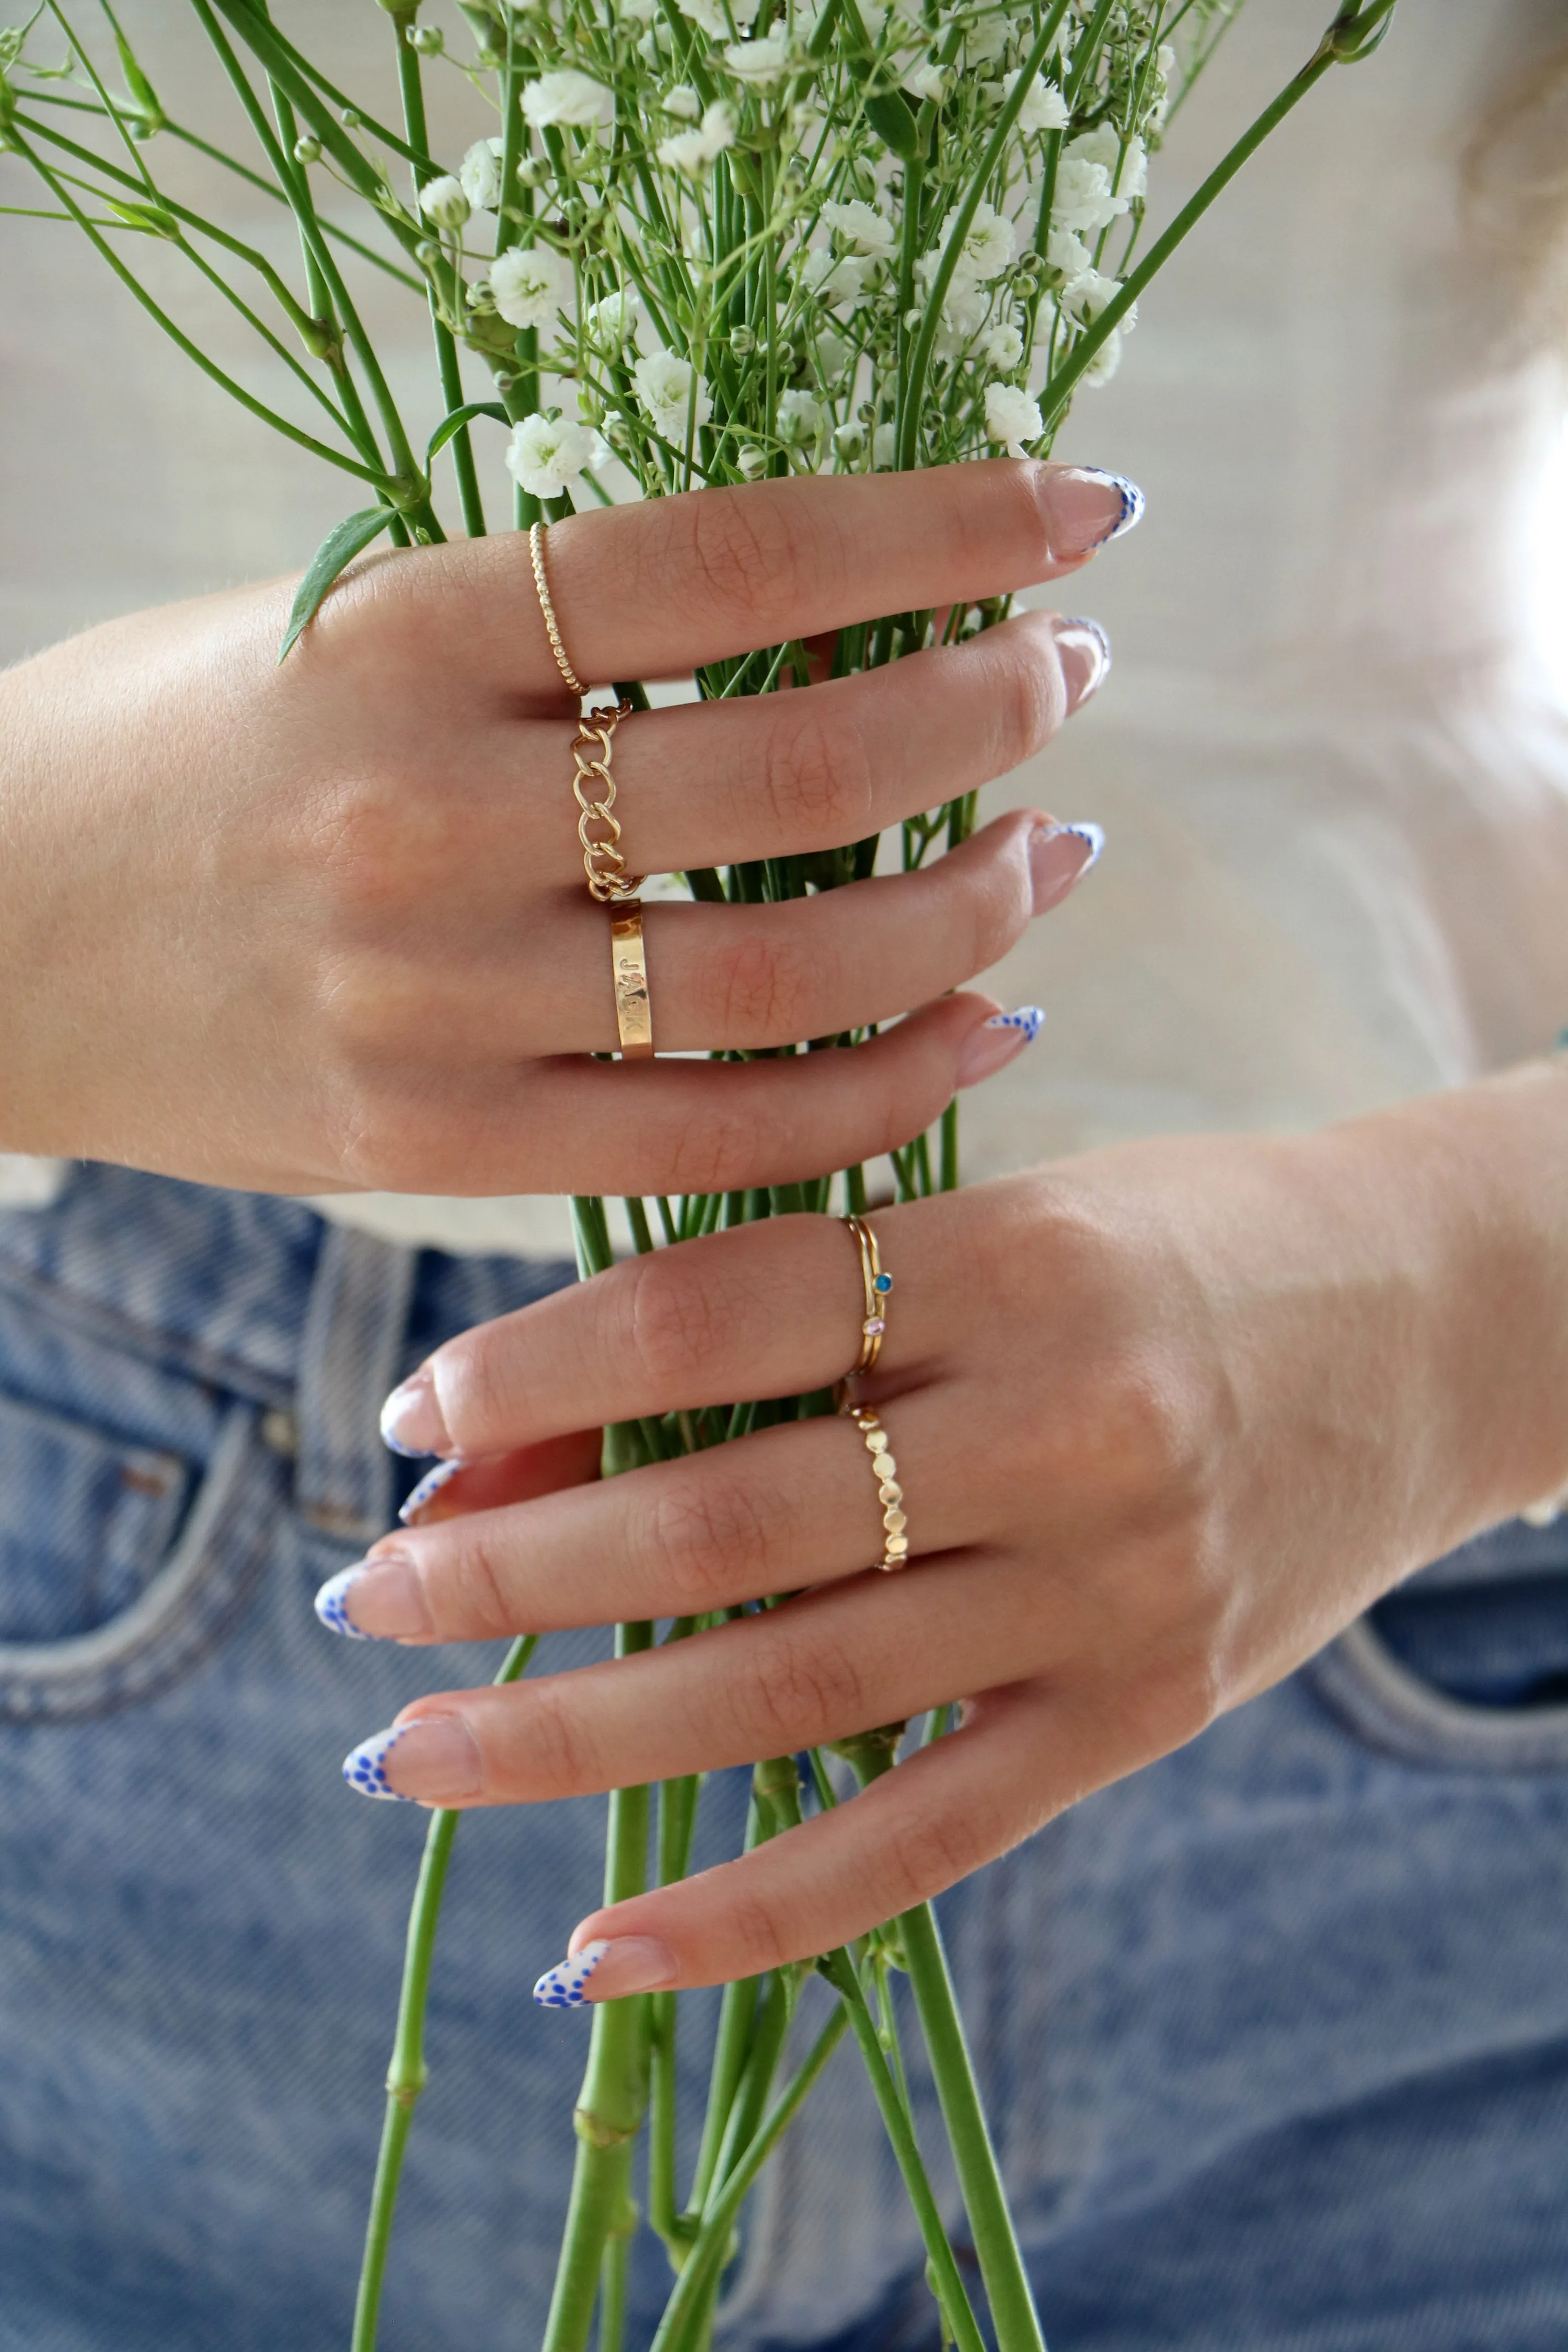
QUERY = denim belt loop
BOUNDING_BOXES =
[294,1222,418,1544]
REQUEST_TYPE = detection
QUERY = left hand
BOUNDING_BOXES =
[324,1070,1568,1997]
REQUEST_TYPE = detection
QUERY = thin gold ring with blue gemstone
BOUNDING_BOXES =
[843,1213,892,1381]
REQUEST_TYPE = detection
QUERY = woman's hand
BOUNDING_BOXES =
[322,1065,1568,1994]
[0,459,1128,1196]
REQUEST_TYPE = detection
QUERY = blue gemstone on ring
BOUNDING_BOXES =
[874,1273,893,1293]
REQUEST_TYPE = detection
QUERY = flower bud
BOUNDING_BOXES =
[409,22,445,53]
[729,325,755,356]
[737,445,768,480]
[292,134,321,165]
[418,174,470,230]
[466,276,496,313]
[415,238,442,269]
[341,108,363,129]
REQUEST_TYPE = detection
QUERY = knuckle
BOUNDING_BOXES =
[441,1524,519,1639]
[666,486,801,624]
[514,1677,603,1800]
[726,1629,868,1754]
[624,1248,727,1389]
[757,704,874,841]
[987,626,1062,768]
[642,1472,770,1610]
[879,1796,987,1910]
[702,930,822,1043]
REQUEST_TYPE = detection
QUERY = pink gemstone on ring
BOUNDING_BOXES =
[863,1317,886,1335]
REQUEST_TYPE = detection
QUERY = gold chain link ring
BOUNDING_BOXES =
[573,701,640,903]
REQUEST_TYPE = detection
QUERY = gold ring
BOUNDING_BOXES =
[843,1403,909,1571]
[573,699,640,904]
[843,1215,892,1379]
[609,900,654,1060]
[529,519,586,696]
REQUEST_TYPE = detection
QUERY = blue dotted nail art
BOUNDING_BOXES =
[341,1724,417,1802]
[533,1939,609,2010]
[985,1005,1046,1044]
[1104,473,1144,539]
[1043,818,1105,870]
[399,1456,464,1526]
[315,1564,378,1641]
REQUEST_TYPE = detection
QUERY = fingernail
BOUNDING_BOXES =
[399,1457,464,1526]
[1050,616,1112,712]
[1029,818,1104,914]
[532,1936,678,2009]
[955,1005,1045,1087]
[317,1549,433,1641]
[379,1367,452,1460]
[341,1715,481,1804]
[1046,466,1145,559]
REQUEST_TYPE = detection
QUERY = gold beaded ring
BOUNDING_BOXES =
[843,1403,910,1572]
[528,518,585,697]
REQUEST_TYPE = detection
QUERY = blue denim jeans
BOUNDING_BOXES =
[2,1165,1566,2351]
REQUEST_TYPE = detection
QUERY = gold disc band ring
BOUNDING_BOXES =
[843,1403,910,1571]
[529,519,586,697]
[609,900,654,1060]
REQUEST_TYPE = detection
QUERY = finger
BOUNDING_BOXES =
[324,1387,970,1641]
[404,461,1143,694]
[431,809,1057,1056]
[363,1550,1053,1802]
[556,1685,1066,1992]
[315,986,1035,1200]
[387,1191,971,1461]
[467,609,1099,885]
[398,1429,602,1527]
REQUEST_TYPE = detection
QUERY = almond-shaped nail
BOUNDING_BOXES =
[342,1715,481,1804]
[399,1457,464,1526]
[1045,466,1145,559]
[1029,818,1104,914]
[955,1005,1045,1087]
[316,1550,433,1641]
[1051,616,1111,713]
[379,1366,452,1460]
[532,1936,678,2009]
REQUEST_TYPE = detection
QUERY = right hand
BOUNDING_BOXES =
[0,460,1129,1197]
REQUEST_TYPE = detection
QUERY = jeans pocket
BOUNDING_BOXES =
[1304,1541,1568,1772]
[0,1393,279,1725]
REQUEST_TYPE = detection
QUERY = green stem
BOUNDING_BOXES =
[350,1634,538,2352]
[388,8,487,539]
[1040,25,1348,428]
[649,2005,850,2352]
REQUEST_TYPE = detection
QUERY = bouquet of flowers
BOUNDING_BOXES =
[0,2,1398,2346]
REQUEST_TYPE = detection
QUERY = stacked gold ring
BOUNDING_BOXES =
[530,518,654,1060]
[844,1214,893,1377]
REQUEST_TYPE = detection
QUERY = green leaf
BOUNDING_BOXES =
[101,192,178,238]
[865,87,919,156]
[425,401,509,460]
[278,506,398,662]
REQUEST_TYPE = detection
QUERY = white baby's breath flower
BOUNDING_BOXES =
[803,249,871,306]
[984,379,1042,458]
[490,244,563,330]
[820,198,896,257]
[724,36,790,83]
[1062,266,1135,331]
[459,138,504,213]
[522,71,614,130]
[418,175,470,231]
[658,101,735,170]
[833,418,866,459]
[902,60,947,103]
[1082,327,1123,385]
[778,387,824,443]
[940,199,1015,282]
[1051,156,1127,235]
[1067,124,1147,199]
[980,320,1024,371]
[505,412,604,501]
[664,84,702,120]
[679,0,732,36]
[586,289,637,341]
[737,444,768,479]
[1046,224,1092,280]
[955,7,1008,65]
[872,421,898,467]
[1003,70,1069,133]
[634,348,713,437]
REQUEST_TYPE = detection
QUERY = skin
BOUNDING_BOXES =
[343,1064,1568,1993]
[0,458,1125,1196]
